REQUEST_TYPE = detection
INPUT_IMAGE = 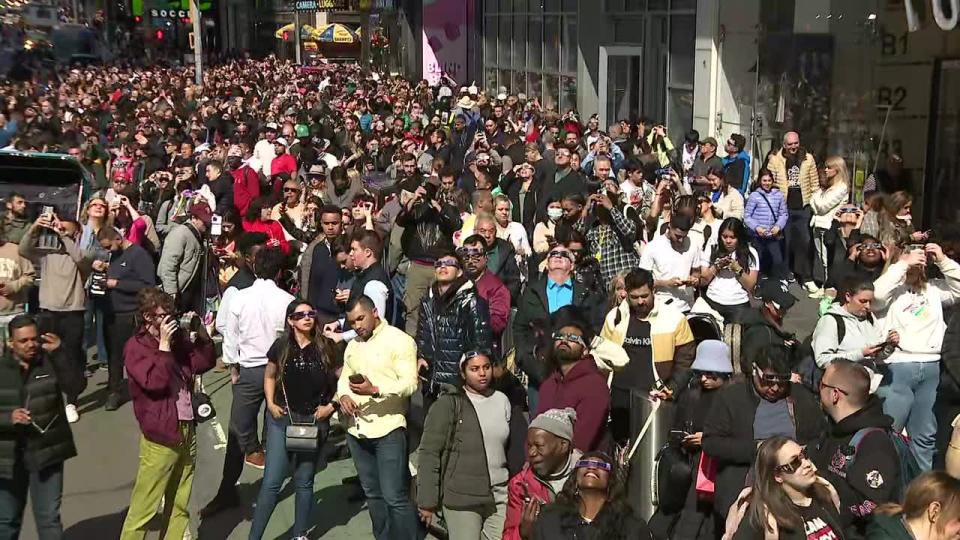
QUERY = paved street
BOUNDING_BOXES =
[19,284,822,540]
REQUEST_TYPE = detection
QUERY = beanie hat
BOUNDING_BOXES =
[529,408,577,442]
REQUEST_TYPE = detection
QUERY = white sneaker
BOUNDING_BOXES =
[65,404,79,423]
[803,281,819,293]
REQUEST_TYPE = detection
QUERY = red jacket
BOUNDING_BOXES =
[474,271,510,336]
[241,219,290,254]
[535,357,611,452]
[231,165,260,217]
[502,450,582,540]
[124,331,215,447]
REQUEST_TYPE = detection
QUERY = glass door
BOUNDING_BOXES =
[599,46,644,129]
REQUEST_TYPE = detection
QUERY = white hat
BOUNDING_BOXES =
[438,86,453,98]
[194,143,211,153]
[496,92,507,101]
[468,84,478,96]
[265,122,279,131]
[275,137,289,146]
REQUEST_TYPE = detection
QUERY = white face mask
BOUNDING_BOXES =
[547,208,563,221]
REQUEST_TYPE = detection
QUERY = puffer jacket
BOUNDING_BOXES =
[0,348,81,478]
[765,149,820,206]
[809,182,849,230]
[416,277,494,389]
[744,187,788,235]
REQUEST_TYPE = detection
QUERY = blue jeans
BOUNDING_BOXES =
[346,428,419,540]
[877,362,940,471]
[249,412,328,540]
[752,236,788,280]
[0,462,64,540]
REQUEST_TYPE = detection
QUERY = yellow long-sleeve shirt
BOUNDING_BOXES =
[336,320,419,439]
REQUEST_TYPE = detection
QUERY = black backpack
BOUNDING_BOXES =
[796,312,846,392]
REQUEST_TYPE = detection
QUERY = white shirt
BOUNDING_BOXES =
[218,279,294,368]
[703,245,760,306]
[639,233,704,312]
[252,139,277,176]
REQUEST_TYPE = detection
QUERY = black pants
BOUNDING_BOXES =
[215,365,266,497]
[785,207,813,283]
[935,367,960,469]
[703,296,752,325]
[103,310,137,396]
[42,310,87,404]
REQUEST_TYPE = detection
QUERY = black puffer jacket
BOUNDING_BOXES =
[416,277,494,390]
[0,348,80,478]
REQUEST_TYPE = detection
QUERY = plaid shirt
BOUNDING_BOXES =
[587,208,640,282]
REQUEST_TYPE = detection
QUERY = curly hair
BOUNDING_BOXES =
[552,451,633,538]
[136,287,175,323]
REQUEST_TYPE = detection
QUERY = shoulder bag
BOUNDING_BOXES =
[282,380,319,453]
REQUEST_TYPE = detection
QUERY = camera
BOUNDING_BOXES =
[178,312,203,333]
[210,214,223,237]
[655,167,674,179]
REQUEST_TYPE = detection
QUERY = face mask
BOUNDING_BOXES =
[547,208,563,221]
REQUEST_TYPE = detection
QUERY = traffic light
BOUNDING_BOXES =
[155,29,165,40]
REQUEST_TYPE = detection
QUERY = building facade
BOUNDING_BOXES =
[463,0,959,227]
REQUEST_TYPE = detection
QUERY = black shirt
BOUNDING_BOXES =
[612,317,654,394]
[266,338,338,416]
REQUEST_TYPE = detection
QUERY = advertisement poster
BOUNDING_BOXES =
[422,0,471,85]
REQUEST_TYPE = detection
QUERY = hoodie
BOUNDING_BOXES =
[811,397,901,539]
[722,150,752,194]
[534,357,611,452]
[812,303,886,368]
[874,258,960,363]
[864,513,912,540]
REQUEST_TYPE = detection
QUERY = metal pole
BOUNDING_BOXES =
[190,0,203,86]
[360,4,371,68]
[294,8,302,64]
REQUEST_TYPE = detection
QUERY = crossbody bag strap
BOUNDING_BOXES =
[281,377,316,427]
[758,192,779,224]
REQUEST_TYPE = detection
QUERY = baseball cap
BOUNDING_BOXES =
[438,86,453,98]
[295,124,310,138]
[275,137,289,147]
[265,122,279,131]
[702,136,719,148]
[759,280,797,312]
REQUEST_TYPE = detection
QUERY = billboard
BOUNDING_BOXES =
[421,0,471,85]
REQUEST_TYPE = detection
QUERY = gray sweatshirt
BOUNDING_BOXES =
[18,224,92,312]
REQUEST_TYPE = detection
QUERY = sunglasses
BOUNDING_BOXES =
[776,448,808,474]
[434,259,460,269]
[283,187,301,193]
[547,250,573,261]
[575,459,612,471]
[289,310,317,321]
[552,332,585,346]
[754,367,791,386]
[25,391,59,434]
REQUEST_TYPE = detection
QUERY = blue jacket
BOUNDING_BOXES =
[744,187,788,234]
[722,151,751,193]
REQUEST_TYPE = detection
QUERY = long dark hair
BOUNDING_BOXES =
[554,451,632,538]
[275,300,338,387]
[711,217,756,270]
[748,437,835,532]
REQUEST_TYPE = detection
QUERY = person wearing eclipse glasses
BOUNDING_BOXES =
[528,450,652,540]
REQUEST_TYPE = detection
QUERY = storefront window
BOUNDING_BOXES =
[481,3,577,109]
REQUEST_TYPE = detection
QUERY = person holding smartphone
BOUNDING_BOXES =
[650,341,733,540]
[0,315,80,539]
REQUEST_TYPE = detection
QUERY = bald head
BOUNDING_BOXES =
[783,131,801,156]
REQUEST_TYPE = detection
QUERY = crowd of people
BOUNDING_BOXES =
[1,55,960,540]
